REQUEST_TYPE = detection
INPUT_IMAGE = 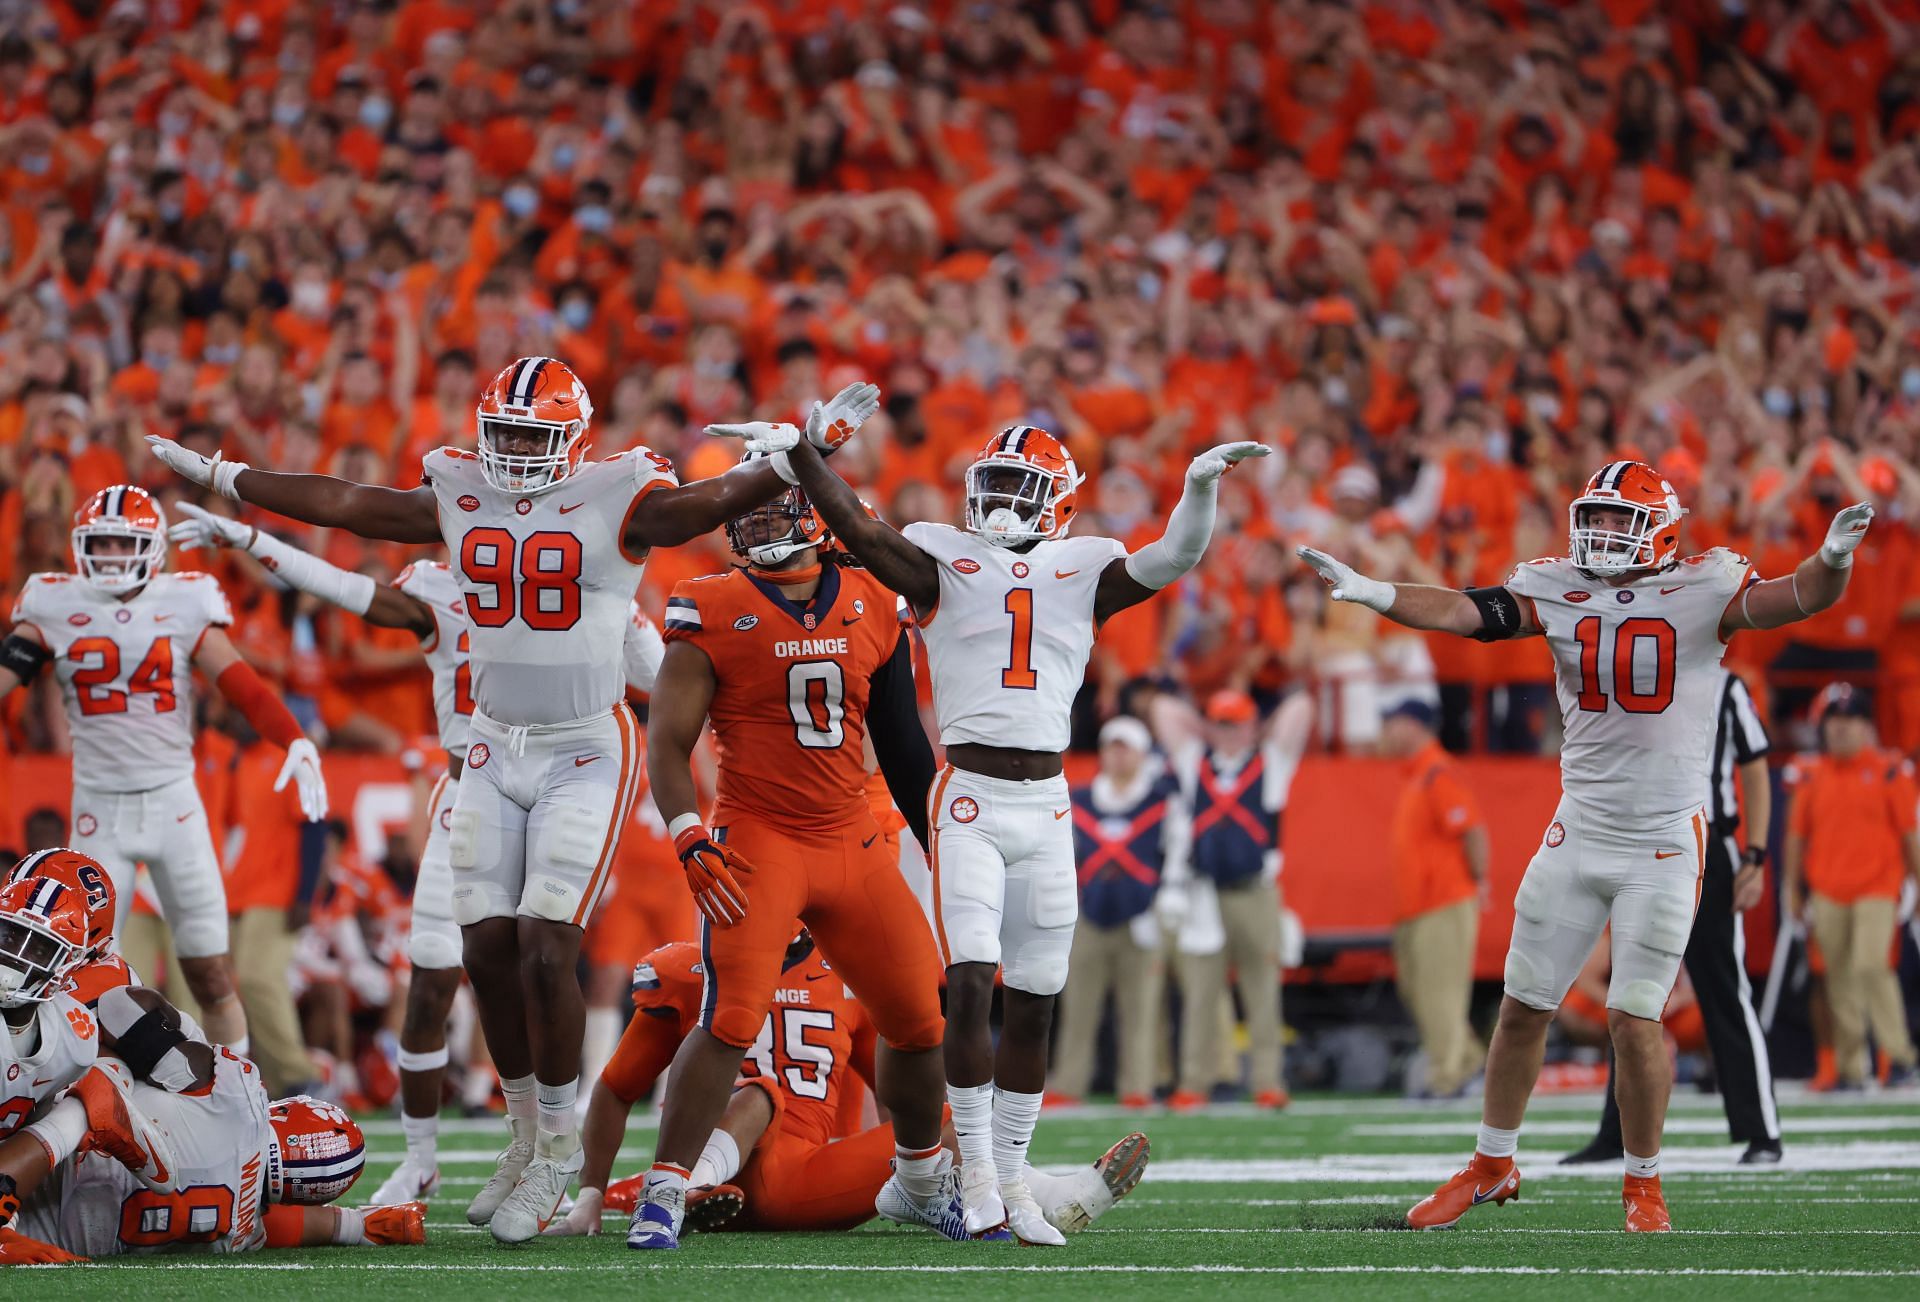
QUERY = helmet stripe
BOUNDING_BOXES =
[27,879,63,914]
[505,358,532,405]
[105,486,124,518]
[1599,461,1630,492]
[1004,426,1029,456]
[528,357,550,401]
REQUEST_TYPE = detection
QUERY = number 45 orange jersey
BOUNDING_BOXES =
[662,561,902,831]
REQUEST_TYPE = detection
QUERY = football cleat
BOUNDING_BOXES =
[626,1186,685,1250]
[960,1157,1008,1237]
[1254,1088,1291,1111]
[72,1061,176,1190]
[1165,1089,1206,1112]
[604,1172,644,1215]
[361,1201,428,1246]
[466,1126,534,1226]
[1406,1156,1521,1230]
[1738,1140,1783,1166]
[370,1157,441,1206]
[876,1159,986,1242]
[1001,1178,1066,1246]
[1034,1131,1152,1235]
[490,1139,581,1244]
[684,1184,746,1234]
[1623,1175,1670,1232]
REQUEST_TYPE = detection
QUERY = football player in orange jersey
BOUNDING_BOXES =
[625,449,971,1248]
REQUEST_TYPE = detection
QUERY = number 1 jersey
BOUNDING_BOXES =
[421,447,676,726]
[1505,548,1756,823]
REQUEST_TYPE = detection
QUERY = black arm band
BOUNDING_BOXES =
[1463,586,1525,643]
[867,631,938,853]
[112,1007,190,1081]
[0,634,51,683]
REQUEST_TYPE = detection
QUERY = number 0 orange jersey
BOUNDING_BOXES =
[662,563,904,832]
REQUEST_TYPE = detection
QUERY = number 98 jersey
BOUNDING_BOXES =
[901,523,1126,753]
[11,572,233,793]
[662,563,901,832]
[421,446,677,727]
[1505,548,1755,823]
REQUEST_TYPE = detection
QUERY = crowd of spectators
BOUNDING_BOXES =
[6,0,1920,758]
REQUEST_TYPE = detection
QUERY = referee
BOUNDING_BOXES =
[1564,667,1784,1165]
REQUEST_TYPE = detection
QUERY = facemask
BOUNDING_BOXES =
[504,185,538,220]
[273,102,305,128]
[158,199,183,225]
[204,342,240,366]
[559,300,592,331]
[160,111,190,138]
[1902,367,1920,401]
[1762,386,1794,418]
[1527,391,1561,421]
[20,153,49,176]
[293,281,329,315]
[575,205,611,233]
[1321,375,1350,407]
[359,96,392,131]
[552,142,577,171]
[1483,428,1510,461]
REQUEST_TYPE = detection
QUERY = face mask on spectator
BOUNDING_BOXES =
[1484,428,1510,461]
[1903,368,1920,401]
[273,102,305,127]
[205,342,240,366]
[575,204,611,233]
[559,299,592,331]
[161,110,191,137]
[21,152,49,176]
[359,96,392,131]
[293,281,329,316]
[553,142,577,171]
[1527,391,1562,421]
[504,185,538,220]
[158,199,183,225]
[1762,386,1794,418]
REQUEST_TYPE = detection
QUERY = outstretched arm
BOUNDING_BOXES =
[1096,441,1270,623]
[1721,503,1871,636]
[146,435,441,543]
[626,459,793,551]
[786,439,940,612]
[1297,546,1542,640]
[0,622,50,699]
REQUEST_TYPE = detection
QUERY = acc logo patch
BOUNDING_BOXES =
[114,608,132,623]
[853,599,865,615]
[1545,821,1566,848]
[733,614,759,631]
[1615,590,1635,604]
[953,558,982,574]
[515,499,533,516]
[1011,561,1030,579]
[950,796,980,823]
[1564,591,1591,603]
[6,1063,18,1082]
[68,613,91,626]
[76,813,97,836]
[467,742,491,770]
[458,495,481,512]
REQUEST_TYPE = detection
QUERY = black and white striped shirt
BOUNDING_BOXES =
[1708,669,1770,831]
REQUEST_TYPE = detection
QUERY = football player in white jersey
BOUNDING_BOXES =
[146,357,879,1243]
[167,501,666,1204]
[1299,459,1873,1233]
[728,411,1265,1240]
[0,486,329,1055]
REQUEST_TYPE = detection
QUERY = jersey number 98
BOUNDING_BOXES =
[460,528,583,632]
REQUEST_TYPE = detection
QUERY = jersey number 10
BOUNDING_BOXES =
[1573,615,1676,714]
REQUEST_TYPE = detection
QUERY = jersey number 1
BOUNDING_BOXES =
[1002,588,1036,690]
[1573,616,1675,714]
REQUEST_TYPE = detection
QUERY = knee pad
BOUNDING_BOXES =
[535,805,606,876]
[452,883,509,926]
[1026,869,1078,931]
[447,808,482,871]
[1635,890,1695,958]
[1003,928,1072,997]
[521,874,583,923]
[1511,859,1553,925]
[408,922,462,971]
[1609,977,1670,1021]
[1502,947,1539,1000]
[707,1002,764,1051]
[169,910,230,960]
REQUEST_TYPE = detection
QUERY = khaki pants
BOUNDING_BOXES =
[1392,898,1483,1095]
[1809,893,1916,1082]
[1176,880,1283,1094]
[119,913,199,1022]
[232,908,317,1094]
[1052,920,1164,1099]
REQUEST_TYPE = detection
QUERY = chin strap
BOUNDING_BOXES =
[750,563,823,586]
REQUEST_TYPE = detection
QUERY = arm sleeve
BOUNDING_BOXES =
[1160,773,1193,887]
[1124,475,1218,590]
[868,631,937,852]
[242,531,374,616]
[623,604,666,693]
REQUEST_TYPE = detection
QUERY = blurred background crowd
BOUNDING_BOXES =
[4,0,1920,1106]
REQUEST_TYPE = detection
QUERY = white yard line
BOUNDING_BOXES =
[1353,1116,1920,1138]
[54,1262,1920,1278]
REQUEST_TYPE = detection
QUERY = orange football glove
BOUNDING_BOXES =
[0,1227,89,1265]
[674,826,755,927]
[360,1201,427,1246]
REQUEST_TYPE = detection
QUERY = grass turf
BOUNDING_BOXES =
[23,1089,1920,1300]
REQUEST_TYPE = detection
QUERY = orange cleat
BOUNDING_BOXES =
[1623,1175,1670,1232]
[1119,1093,1152,1111]
[362,1201,428,1246]
[71,1062,174,1188]
[604,1173,644,1214]
[1165,1089,1207,1112]
[1406,1155,1521,1230]
[1808,1046,1839,1092]
[1254,1088,1291,1111]
[684,1183,745,1233]
[1041,1091,1081,1110]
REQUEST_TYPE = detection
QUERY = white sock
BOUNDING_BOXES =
[1476,1123,1520,1159]
[501,1073,537,1133]
[582,1008,621,1098]
[895,1141,946,1201]
[689,1130,741,1188]
[949,1083,996,1189]
[1625,1151,1660,1179]
[536,1077,579,1138]
[991,1087,1043,1191]
[400,1112,438,1168]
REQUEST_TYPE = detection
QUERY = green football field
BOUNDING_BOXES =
[26,1088,1920,1299]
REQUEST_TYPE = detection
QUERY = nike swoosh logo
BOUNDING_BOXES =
[558,502,584,514]
[1054,809,1069,820]
[176,812,193,823]
[1054,570,1079,580]
[842,616,862,626]
[1659,586,1684,595]
[1471,1179,1509,1204]
[862,833,879,848]
[1654,850,1683,860]
[32,1077,53,1088]
[805,971,832,981]
[574,755,601,767]
[153,614,171,622]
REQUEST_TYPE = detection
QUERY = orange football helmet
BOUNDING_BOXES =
[964,425,1083,546]
[726,448,829,567]
[1568,460,1686,576]
[0,871,93,1007]
[475,356,594,494]
[268,1095,367,1205]
[73,485,167,594]
[4,848,116,964]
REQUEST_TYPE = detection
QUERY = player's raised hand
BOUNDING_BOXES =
[359,1201,429,1246]
[276,737,330,821]
[705,421,801,456]
[167,500,253,552]
[674,824,754,927]
[1296,545,1394,612]
[1819,502,1874,568]
[1187,441,1271,485]
[805,381,882,452]
[145,434,245,499]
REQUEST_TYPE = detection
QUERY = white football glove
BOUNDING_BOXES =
[1188,441,1271,486]
[276,737,329,822]
[1818,501,1874,568]
[805,381,882,452]
[1296,545,1394,613]
[146,434,248,499]
[167,501,254,552]
[704,420,801,456]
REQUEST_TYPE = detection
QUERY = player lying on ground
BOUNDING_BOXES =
[1,486,328,1051]
[149,358,843,1243]
[730,411,1262,1240]
[624,434,973,1248]
[168,504,665,1205]
[546,935,1147,1238]
[1300,460,1871,1232]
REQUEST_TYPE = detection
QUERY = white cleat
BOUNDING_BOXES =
[466,1127,534,1226]
[490,1141,581,1244]
[371,1157,441,1206]
[960,1158,1008,1237]
[1040,1131,1151,1234]
[1002,1178,1066,1246]
[876,1158,993,1241]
